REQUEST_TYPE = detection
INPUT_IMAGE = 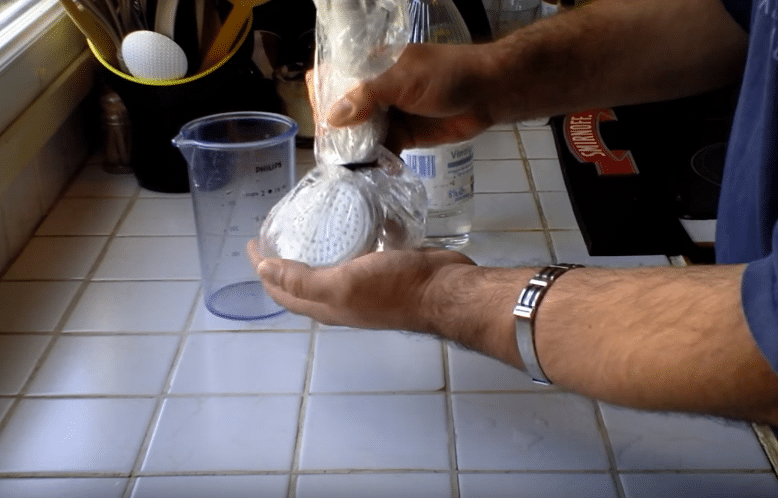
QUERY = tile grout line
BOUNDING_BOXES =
[120,317,191,498]
[41,185,153,496]
[121,251,205,498]
[517,124,625,496]
[0,187,142,438]
[516,125,625,495]
[592,400,628,498]
[5,389,567,399]
[511,125,558,264]
[286,326,318,498]
[753,423,778,479]
[1,468,773,481]
[442,342,461,498]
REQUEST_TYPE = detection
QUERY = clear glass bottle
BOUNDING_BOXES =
[540,0,559,17]
[401,0,475,248]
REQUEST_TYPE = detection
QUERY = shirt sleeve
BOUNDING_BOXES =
[741,223,778,375]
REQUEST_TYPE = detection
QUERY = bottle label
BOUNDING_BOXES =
[541,3,559,16]
[402,142,474,211]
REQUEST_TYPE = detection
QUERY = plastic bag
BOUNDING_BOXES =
[313,0,409,165]
[258,0,427,267]
[259,147,426,266]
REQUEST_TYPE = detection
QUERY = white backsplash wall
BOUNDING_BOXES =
[0,101,92,273]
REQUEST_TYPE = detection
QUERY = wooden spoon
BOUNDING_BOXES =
[58,0,120,66]
[199,0,271,71]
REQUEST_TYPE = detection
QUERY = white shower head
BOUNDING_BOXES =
[265,179,377,267]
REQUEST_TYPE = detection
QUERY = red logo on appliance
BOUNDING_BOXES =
[564,109,638,176]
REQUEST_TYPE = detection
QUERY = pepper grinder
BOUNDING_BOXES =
[99,87,133,174]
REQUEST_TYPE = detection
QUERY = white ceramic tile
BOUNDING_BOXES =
[460,231,551,267]
[459,473,618,498]
[538,192,578,229]
[473,131,521,160]
[0,398,13,420]
[117,198,196,236]
[65,161,139,198]
[452,393,609,470]
[142,395,300,472]
[530,159,566,191]
[93,236,200,280]
[488,123,516,131]
[680,218,717,244]
[474,160,529,193]
[1,160,43,256]
[131,475,288,498]
[189,298,313,331]
[0,281,80,332]
[316,323,362,331]
[517,119,551,128]
[620,473,778,498]
[448,345,551,392]
[0,398,156,472]
[300,394,450,470]
[310,329,444,392]
[296,473,451,498]
[27,335,179,395]
[472,193,541,231]
[36,198,130,236]
[169,332,310,394]
[3,236,107,280]
[550,230,671,267]
[137,189,191,198]
[519,129,559,159]
[0,478,127,498]
[600,404,771,470]
[0,334,51,394]
[63,281,199,332]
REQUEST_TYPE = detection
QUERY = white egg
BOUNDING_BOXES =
[121,30,188,81]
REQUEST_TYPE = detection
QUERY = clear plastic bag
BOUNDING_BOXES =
[313,0,409,166]
[259,147,426,266]
[258,0,427,267]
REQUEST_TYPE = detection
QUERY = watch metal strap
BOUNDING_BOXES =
[514,264,583,385]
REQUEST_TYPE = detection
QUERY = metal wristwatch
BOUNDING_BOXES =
[514,264,584,385]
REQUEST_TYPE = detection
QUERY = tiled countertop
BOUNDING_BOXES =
[0,124,776,497]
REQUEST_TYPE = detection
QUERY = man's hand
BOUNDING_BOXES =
[309,0,748,155]
[247,239,526,368]
[247,239,475,331]
[309,43,498,153]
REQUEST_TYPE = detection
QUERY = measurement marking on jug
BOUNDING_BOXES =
[244,185,288,198]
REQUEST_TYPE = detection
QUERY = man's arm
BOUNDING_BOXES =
[422,262,778,425]
[482,0,749,122]
[327,0,749,149]
[247,240,778,425]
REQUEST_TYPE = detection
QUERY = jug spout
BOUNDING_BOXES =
[171,132,197,163]
[171,132,188,151]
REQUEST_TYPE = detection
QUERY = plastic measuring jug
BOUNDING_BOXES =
[173,111,297,320]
